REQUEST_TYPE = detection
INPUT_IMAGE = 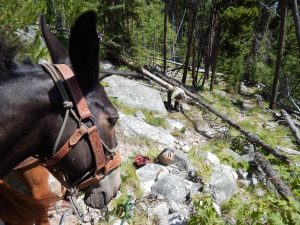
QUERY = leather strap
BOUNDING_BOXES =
[54,64,92,120]
[76,151,121,190]
[88,126,106,171]
[13,157,41,171]
[44,125,88,167]
[103,150,121,173]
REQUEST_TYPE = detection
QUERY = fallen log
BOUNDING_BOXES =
[108,52,290,164]
[276,146,300,155]
[99,69,141,80]
[291,113,300,121]
[253,151,294,200]
[273,112,300,128]
[281,110,300,145]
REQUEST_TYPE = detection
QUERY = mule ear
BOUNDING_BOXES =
[69,11,99,86]
[40,15,69,64]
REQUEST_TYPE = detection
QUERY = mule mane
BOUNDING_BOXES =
[0,36,18,74]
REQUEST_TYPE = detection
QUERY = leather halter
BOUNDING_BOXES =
[39,63,121,190]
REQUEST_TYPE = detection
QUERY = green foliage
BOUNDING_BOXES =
[144,112,166,127]
[189,194,224,225]
[109,97,136,116]
[221,189,300,225]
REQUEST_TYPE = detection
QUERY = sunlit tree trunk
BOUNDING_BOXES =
[291,0,300,55]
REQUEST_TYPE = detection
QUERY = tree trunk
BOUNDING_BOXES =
[210,17,221,92]
[281,110,300,145]
[182,1,199,85]
[201,9,215,88]
[163,0,168,75]
[191,37,197,89]
[291,0,300,55]
[243,6,270,82]
[269,0,287,109]
[253,152,293,200]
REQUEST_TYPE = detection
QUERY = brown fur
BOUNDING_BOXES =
[0,179,54,225]
[13,165,64,225]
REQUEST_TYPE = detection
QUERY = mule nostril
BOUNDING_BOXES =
[108,116,119,125]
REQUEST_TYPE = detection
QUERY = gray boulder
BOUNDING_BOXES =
[151,173,188,204]
[104,75,168,116]
[100,60,115,70]
[173,150,196,171]
[209,164,238,205]
[119,114,176,147]
[136,164,169,195]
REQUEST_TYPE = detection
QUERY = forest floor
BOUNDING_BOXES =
[98,74,300,225]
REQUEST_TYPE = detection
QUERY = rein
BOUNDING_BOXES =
[40,63,121,190]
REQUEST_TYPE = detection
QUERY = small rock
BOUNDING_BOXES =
[168,213,187,225]
[112,219,128,225]
[213,202,222,215]
[242,144,255,155]
[135,110,145,120]
[255,188,265,197]
[239,179,250,187]
[169,200,180,213]
[236,169,248,180]
[249,177,259,186]
[262,122,278,130]
[150,202,169,223]
[205,152,220,166]
[100,60,115,70]
[294,161,300,167]
[166,119,185,130]
[181,145,190,153]
[181,103,191,111]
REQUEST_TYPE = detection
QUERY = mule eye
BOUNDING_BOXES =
[108,116,119,126]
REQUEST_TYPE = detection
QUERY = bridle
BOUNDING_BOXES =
[40,63,121,190]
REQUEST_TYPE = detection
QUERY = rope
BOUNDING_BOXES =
[41,63,81,155]
[120,195,134,225]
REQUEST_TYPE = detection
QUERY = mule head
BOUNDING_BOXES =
[41,11,120,209]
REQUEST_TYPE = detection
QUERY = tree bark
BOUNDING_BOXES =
[291,0,300,55]
[269,0,287,109]
[253,152,293,200]
[281,109,300,145]
[163,0,168,75]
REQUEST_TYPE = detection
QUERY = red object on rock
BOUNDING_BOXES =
[133,154,152,168]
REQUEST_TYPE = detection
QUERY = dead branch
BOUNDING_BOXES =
[108,52,290,164]
[281,110,300,145]
[291,113,300,121]
[276,146,300,155]
[253,151,294,200]
[273,112,300,128]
